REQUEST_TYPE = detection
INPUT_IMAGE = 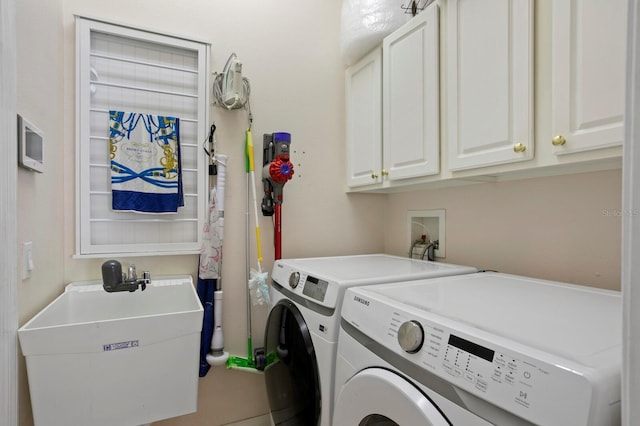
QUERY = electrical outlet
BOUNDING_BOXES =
[408,210,445,259]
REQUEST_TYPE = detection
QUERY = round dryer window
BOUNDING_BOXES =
[264,299,321,425]
[333,368,450,426]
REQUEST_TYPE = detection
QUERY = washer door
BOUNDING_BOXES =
[333,368,450,426]
[264,299,321,425]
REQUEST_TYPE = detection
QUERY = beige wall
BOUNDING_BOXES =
[16,1,65,425]
[384,169,622,291]
[15,1,622,426]
[16,1,65,325]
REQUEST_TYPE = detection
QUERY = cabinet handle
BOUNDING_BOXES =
[552,135,566,146]
[371,173,378,179]
[381,170,389,176]
[513,143,527,153]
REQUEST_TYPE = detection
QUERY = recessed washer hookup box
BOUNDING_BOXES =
[18,275,203,426]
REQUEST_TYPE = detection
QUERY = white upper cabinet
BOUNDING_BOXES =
[551,0,626,155]
[346,47,382,188]
[344,0,624,193]
[446,0,534,171]
[383,5,440,180]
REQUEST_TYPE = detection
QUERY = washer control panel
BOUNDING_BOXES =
[271,261,338,308]
[342,288,594,426]
[301,275,329,302]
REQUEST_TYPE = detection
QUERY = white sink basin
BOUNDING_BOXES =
[18,275,203,426]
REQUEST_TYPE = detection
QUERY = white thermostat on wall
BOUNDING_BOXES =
[17,114,44,173]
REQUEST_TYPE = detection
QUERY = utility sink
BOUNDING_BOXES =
[18,275,203,426]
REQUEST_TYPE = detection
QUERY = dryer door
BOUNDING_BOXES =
[264,299,321,425]
[334,368,450,425]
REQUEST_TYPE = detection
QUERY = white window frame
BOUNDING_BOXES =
[75,16,209,257]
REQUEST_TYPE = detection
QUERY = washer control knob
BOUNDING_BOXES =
[398,320,424,353]
[289,272,300,289]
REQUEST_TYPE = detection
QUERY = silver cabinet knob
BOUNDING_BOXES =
[398,320,424,353]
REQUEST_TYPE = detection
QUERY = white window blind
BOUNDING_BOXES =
[75,16,210,257]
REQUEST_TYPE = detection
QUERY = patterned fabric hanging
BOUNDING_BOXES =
[108,110,184,213]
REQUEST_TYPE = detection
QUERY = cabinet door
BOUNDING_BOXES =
[551,0,626,155]
[447,0,534,171]
[346,47,382,187]
[383,4,440,181]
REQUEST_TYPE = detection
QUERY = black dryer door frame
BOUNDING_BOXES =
[264,299,321,425]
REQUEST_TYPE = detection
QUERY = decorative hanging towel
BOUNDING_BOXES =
[108,111,184,213]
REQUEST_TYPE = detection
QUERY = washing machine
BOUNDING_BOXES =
[334,272,622,426]
[262,254,478,426]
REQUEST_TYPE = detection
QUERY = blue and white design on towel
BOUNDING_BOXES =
[108,111,184,213]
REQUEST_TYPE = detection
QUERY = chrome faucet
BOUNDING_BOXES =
[101,260,151,292]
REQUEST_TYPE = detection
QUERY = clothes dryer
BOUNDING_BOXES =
[263,254,477,426]
[334,273,621,425]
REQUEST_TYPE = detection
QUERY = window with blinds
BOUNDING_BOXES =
[75,16,210,257]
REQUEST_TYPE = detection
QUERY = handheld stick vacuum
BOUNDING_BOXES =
[261,133,294,260]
